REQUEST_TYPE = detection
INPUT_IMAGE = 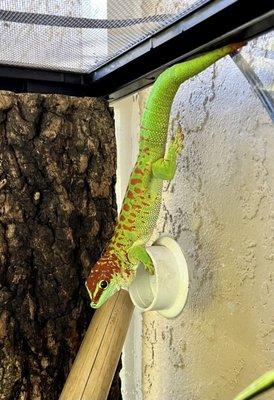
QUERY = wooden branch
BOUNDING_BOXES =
[59,290,134,400]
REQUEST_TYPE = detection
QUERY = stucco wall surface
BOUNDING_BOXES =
[139,38,274,400]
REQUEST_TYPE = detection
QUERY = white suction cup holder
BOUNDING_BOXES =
[128,236,189,318]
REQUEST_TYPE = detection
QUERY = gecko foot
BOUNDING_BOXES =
[128,245,155,275]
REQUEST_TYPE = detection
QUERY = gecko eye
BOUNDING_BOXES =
[99,280,109,289]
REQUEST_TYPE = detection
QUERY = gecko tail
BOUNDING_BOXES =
[170,42,245,85]
[140,42,246,148]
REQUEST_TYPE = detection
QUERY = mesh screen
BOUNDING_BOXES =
[0,0,210,73]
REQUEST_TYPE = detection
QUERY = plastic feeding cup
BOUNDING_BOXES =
[128,236,189,318]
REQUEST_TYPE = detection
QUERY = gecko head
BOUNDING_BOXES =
[85,252,123,309]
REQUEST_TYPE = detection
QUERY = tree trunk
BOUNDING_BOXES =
[0,91,120,400]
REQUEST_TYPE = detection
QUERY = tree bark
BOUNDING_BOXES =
[0,91,120,400]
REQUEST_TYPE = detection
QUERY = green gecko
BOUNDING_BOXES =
[233,370,274,400]
[86,42,243,309]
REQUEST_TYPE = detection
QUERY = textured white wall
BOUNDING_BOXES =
[141,41,274,400]
[115,35,274,400]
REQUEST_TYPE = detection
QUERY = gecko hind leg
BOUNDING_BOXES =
[128,245,155,275]
[152,125,184,180]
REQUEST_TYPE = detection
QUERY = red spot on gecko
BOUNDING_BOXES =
[127,191,134,199]
[124,268,131,277]
[133,204,141,210]
[134,168,144,175]
[123,204,130,211]
[123,225,134,231]
[134,187,143,194]
[131,179,141,185]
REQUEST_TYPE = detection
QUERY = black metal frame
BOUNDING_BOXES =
[0,0,273,100]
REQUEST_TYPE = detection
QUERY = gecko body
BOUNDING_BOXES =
[86,43,242,308]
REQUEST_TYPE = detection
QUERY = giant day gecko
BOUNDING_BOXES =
[85,43,243,309]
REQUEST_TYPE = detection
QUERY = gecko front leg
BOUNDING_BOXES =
[128,244,155,275]
[152,125,184,180]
